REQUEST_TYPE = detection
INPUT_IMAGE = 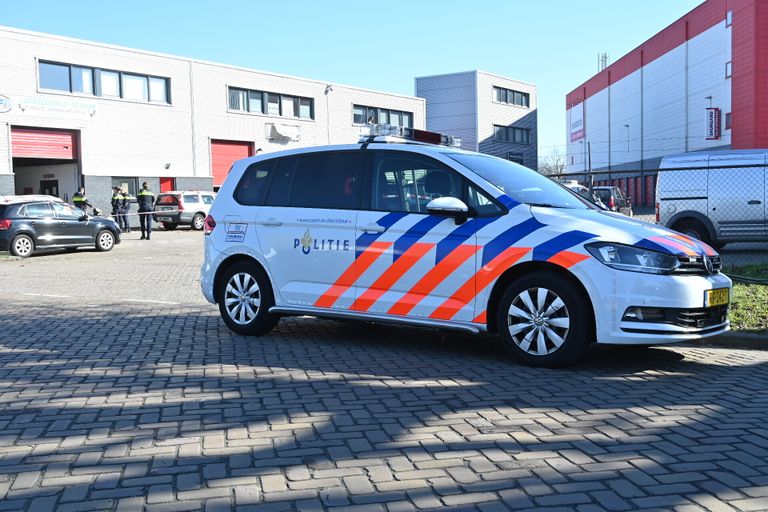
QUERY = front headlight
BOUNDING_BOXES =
[585,242,680,274]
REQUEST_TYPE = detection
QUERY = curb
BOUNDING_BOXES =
[690,331,768,351]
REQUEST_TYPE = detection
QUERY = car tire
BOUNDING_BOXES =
[192,214,205,231]
[217,261,279,336]
[95,230,115,252]
[10,234,34,258]
[496,271,592,368]
[162,222,178,231]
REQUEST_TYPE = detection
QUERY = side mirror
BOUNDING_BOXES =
[426,197,469,225]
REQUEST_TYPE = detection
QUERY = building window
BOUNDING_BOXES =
[38,61,170,104]
[227,86,314,120]
[726,61,732,78]
[493,86,530,108]
[352,105,413,127]
[494,125,531,144]
[112,177,138,198]
[725,112,732,130]
[726,10,733,27]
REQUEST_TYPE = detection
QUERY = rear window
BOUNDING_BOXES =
[156,195,178,205]
[0,205,7,218]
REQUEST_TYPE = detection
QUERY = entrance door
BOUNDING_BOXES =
[40,180,59,197]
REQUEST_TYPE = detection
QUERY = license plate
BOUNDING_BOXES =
[157,216,171,222]
[705,288,729,307]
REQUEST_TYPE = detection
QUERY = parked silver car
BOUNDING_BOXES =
[154,191,216,230]
[656,150,767,249]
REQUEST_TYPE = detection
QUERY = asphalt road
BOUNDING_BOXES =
[1,230,767,511]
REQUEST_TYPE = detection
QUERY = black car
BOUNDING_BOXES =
[0,196,121,258]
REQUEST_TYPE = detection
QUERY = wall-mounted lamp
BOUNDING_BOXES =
[255,148,263,154]
[705,95,713,107]
[324,84,333,95]
[164,163,171,169]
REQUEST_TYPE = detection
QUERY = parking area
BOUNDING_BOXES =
[1,231,768,511]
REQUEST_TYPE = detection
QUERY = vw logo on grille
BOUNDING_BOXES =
[703,255,714,275]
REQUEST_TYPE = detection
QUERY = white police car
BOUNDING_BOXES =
[200,125,731,367]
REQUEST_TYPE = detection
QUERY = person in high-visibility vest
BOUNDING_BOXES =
[120,188,132,233]
[72,187,92,213]
[137,182,155,240]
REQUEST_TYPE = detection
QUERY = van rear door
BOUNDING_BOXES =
[708,153,766,241]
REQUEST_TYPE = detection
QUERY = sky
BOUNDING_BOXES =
[2,0,703,160]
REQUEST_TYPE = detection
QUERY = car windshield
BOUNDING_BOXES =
[445,153,592,209]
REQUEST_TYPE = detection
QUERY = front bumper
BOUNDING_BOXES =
[572,259,732,345]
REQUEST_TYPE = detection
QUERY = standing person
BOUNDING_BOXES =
[72,187,92,213]
[120,187,132,233]
[137,181,155,240]
[111,187,122,226]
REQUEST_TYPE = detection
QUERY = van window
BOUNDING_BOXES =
[235,161,275,206]
[265,157,296,206]
[289,152,363,210]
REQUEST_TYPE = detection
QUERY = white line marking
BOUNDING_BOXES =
[21,293,70,298]
[125,299,179,305]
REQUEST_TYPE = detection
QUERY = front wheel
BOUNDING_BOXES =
[10,234,34,258]
[192,213,205,231]
[95,230,115,251]
[217,261,279,335]
[497,272,592,367]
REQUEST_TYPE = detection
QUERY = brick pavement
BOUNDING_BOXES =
[1,231,768,511]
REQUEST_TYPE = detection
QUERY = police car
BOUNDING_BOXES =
[200,125,731,367]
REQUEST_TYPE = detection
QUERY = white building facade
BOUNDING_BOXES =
[0,26,425,208]
[416,71,537,169]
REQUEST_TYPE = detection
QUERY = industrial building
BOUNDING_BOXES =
[416,71,538,169]
[0,26,425,207]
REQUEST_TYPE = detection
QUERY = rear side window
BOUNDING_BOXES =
[235,160,275,206]
[183,194,199,203]
[289,152,363,210]
[156,195,178,205]
[22,202,53,218]
[202,195,215,204]
[0,205,7,218]
[265,157,296,206]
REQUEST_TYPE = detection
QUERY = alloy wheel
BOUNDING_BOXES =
[224,272,261,325]
[507,287,570,356]
[13,236,33,257]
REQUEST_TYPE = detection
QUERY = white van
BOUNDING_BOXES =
[656,150,767,248]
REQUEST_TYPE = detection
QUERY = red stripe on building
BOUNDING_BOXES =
[566,0,727,108]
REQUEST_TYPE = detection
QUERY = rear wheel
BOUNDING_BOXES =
[497,272,592,368]
[162,222,178,231]
[192,213,205,231]
[217,261,279,335]
[10,234,34,258]
[672,219,723,250]
[95,230,115,251]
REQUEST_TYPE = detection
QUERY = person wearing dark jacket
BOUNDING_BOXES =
[111,187,123,227]
[72,187,92,213]
[137,182,155,240]
[120,187,132,233]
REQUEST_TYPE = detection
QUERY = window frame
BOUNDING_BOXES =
[725,61,732,79]
[492,86,530,108]
[364,150,505,218]
[351,104,414,128]
[38,60,170,104]
[227,86,314,120]
[493,125,531,145]
[287,151,365,211]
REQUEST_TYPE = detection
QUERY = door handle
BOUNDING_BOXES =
[362,224,386,234]
[257,218,283,226]
[747,200,762,205]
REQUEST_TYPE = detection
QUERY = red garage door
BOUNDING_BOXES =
[211,140,253,187]
[11,127,77,159]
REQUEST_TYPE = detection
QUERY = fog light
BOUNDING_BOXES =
[622,307,665,322]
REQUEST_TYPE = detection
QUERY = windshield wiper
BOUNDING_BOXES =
[526,202,564,208]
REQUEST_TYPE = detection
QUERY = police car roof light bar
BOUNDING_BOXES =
[359,124,462,148]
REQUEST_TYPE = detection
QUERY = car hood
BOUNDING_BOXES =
[529,207,718,257]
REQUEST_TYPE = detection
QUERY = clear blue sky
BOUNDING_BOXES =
[3,0,702,159]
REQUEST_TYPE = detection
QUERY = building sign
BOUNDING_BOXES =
[506,152,525,165]
[16,97,97,119]
[705,107,721,140]
[570,101,585,142]
[0,95,11,113]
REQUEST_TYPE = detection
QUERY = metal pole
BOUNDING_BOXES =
[587,141,593,193]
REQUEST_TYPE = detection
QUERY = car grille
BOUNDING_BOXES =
[674,254,722,275]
